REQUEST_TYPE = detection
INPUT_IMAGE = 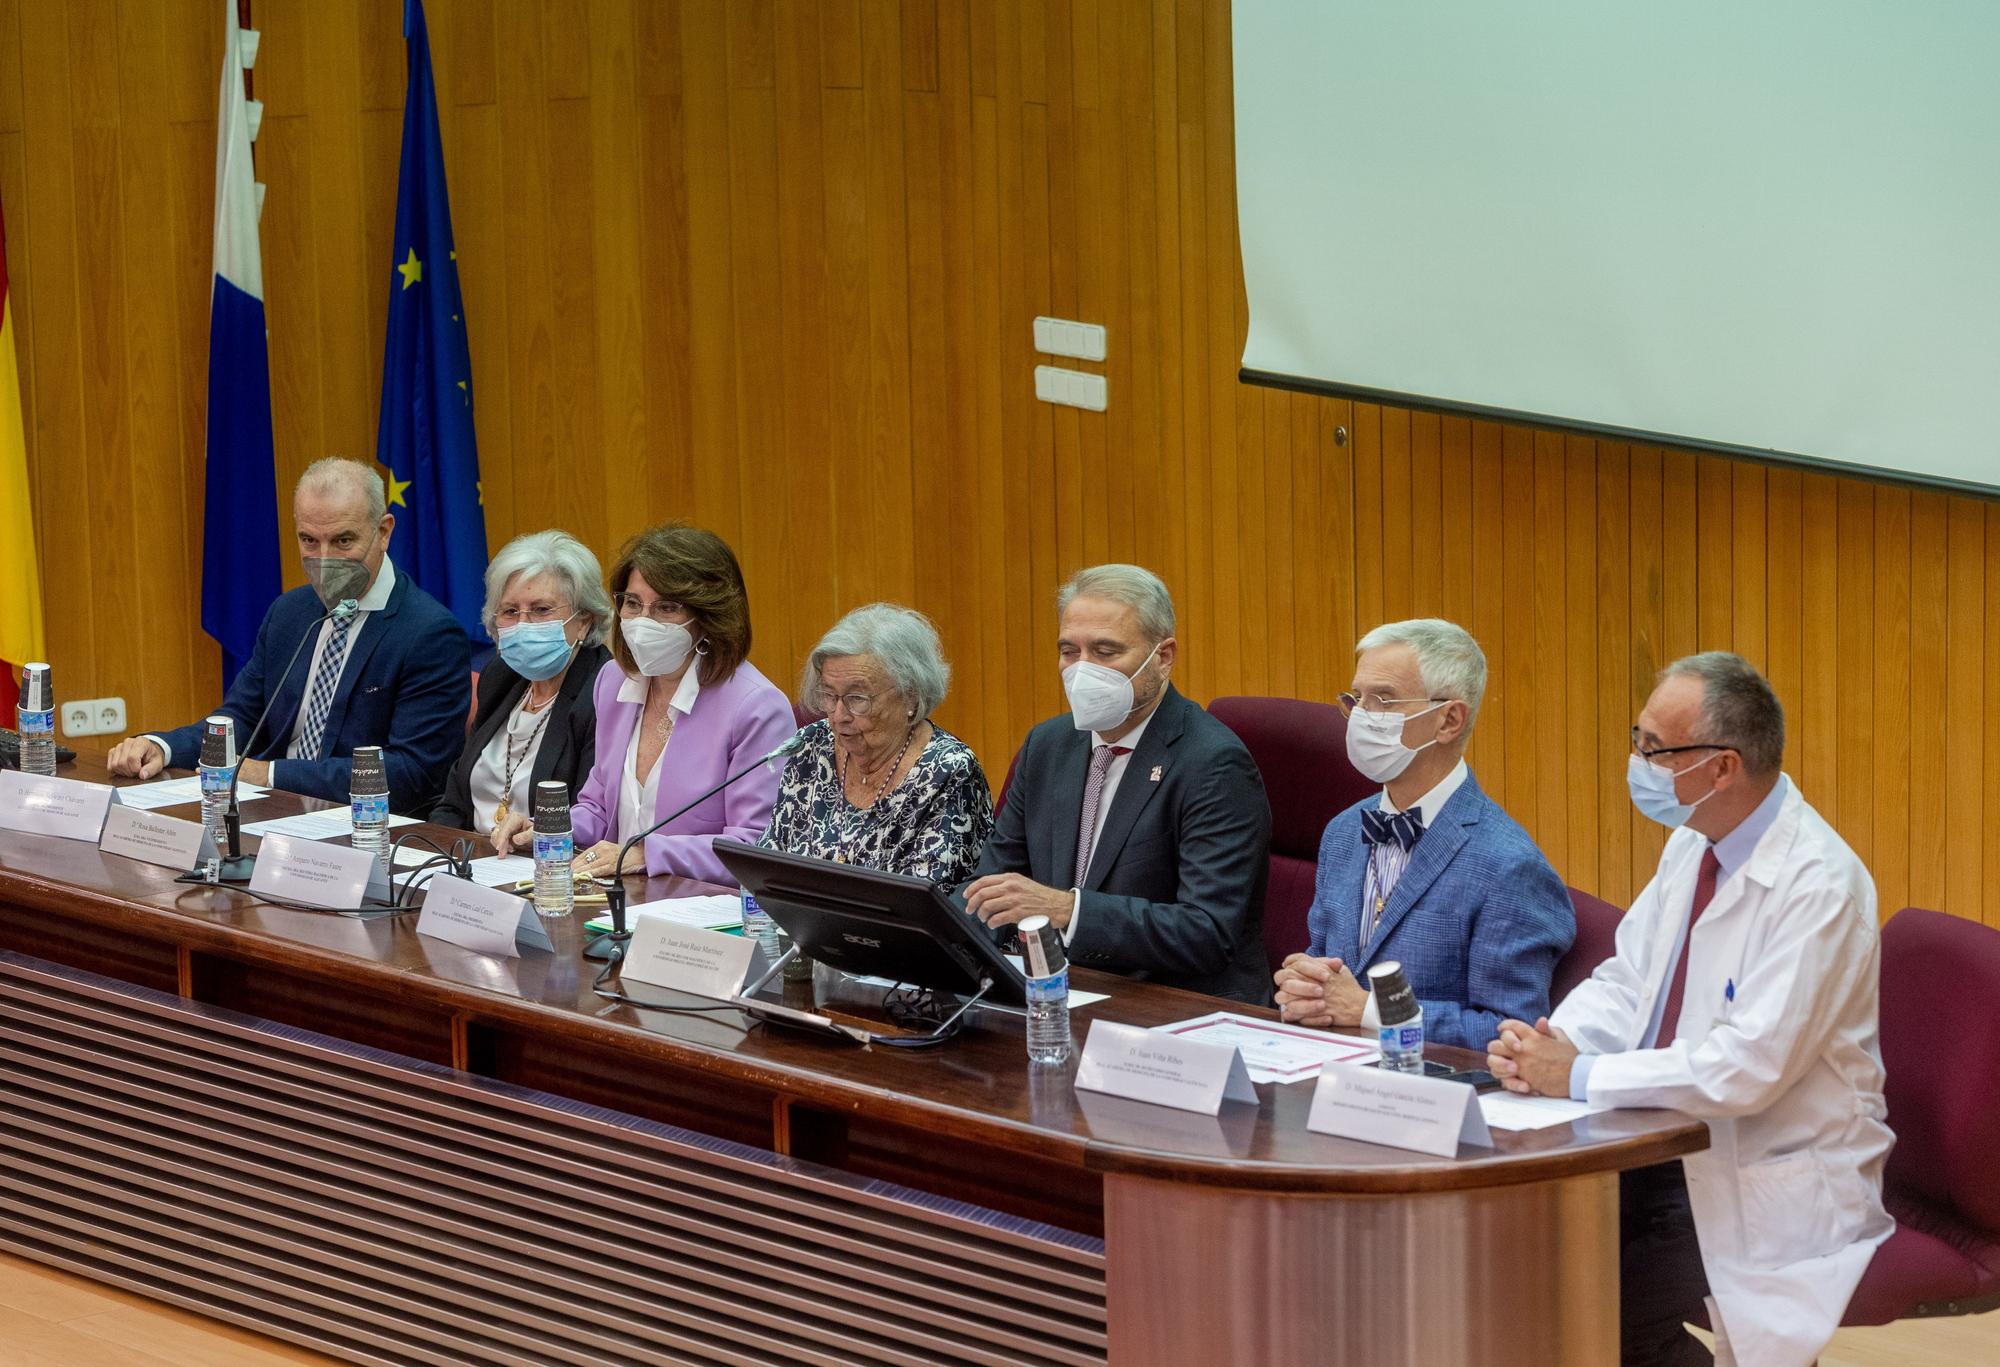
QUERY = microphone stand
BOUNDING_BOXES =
[177,599,359,885]
[583,732,806,963]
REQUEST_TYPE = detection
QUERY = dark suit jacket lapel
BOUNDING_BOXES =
[323,574,405,751]
[1082,687,1186,892]
[1358,774,1483,967]
[1044,727,1092,889]
[471,669,527,756]
[529,646,601,785]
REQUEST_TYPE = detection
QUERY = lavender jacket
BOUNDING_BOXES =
[570,657,795,883]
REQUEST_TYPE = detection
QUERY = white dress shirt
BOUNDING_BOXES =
[616,668,701,844]
[1066,709,1158,943]
[143,557,397,785]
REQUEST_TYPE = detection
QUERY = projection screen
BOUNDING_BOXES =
[1233,2,2000,495]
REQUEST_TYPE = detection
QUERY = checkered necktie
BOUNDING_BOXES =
[295,612,356,761]
[1074,745,1131,887]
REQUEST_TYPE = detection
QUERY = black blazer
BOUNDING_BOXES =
[970,685,1273,1004]
[429,642,612,831]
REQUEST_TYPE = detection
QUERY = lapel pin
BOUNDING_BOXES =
[1149,765,1163,783]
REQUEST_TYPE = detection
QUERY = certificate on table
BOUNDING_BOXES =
[241,808,419,840]
[1157,1011,1380,1085]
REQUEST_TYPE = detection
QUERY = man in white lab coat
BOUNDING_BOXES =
[1486,652,1892,1367]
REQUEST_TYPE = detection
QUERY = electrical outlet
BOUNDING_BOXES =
[61,697,127,737]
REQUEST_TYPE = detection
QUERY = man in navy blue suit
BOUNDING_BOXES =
[1273,619,1573,1050]
[108,458,470,815]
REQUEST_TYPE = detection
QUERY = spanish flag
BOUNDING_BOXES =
[0,199,45,716]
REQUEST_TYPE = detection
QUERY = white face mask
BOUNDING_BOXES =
[1063,641,1162,733]
[1626,751,1723,828]
[1345,701,1449,784]
[621,617,697,678]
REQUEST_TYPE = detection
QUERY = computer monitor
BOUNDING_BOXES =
[713,840,1029,1007]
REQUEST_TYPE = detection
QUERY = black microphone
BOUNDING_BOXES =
[583,729,811,962]
[179,598,360,884]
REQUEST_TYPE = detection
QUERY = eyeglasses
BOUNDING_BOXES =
[493,603,573,627]
[1337,691,1448,718]
[1629,728,1738,763]
[812,687,891,718]
[614,593,687,625]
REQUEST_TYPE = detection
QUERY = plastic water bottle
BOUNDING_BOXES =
[1367,960,1426,1073]
[741,890,778,957]
[349,745,391,861]
[1018,914,1072,1065]
[531,780,575,918]
[196,715,236,881]
[15,663,56,777]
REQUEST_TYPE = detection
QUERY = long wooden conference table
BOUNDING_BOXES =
[0,758,1706,1366]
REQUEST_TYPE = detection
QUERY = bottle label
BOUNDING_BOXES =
[17,708,53,738]
[1025,968,1069,1003]
[351,792,391,825]
[534,831,574,864]
[1379,1022,1425,1054]
[199,764,234,796]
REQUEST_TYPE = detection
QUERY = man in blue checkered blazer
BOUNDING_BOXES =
[1274,620,1573,1051]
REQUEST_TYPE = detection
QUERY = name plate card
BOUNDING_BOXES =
[1307,1065,1494,1158]
[249,832,390,910]
[0,772,121,842]
[415,874,553,957]
[1074,1019,1259,1116]
[99,805,215,871]
[620,915,759,1001]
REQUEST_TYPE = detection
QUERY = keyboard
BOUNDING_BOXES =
[0,727,81,770]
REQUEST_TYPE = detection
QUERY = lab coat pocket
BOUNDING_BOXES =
[1737,1150,1845,1265]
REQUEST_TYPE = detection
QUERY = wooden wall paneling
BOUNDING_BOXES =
[1593,442,1631,905]
[1986,504,2000,927]
[1762,468,1803,779]
[679,0,742,548]
[584,0,647,561]
[1730,462,1766,669]
[1563,435,1598,897]
[862,0,917,617]
[723,20,788,669]
[967,90,1009,760]
[1073,101,1111,571]
[1378,404,1412,624]
[634,0,696,527]
[1349,402,1383,634]
[0,0,21,136]
[1145,0,1187,657]
[1797,474,1840,814]
[1019,97,1059,685]
[1531,429,1568,876]
[1623,446,1666,879]
[903,84,958,689]
[1467,420,1505,797]
[541,99,607,551]
[991,0,1040,737]
[1408,411,1442,615]
[1314,396,1355,699]
[773,0,838,687]
[1498,425,1537,840]
[1437,416,1473,638]
[449,0,499,107]
[114,0,198,726]
[543,0,595,101]
[17,3,92,702]
[1045,12,1088,616]
[1943,500,1984,920]
[1834,480,1876,873]
[903,0,940,93]
[1905,491,1948,915]
[1203,0,1245,700]
[933,0,990,741]
[1870,488,1912,922]
[1694,455,1732,646]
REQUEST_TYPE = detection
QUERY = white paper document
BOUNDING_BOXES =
[390,849,532,889]
[114,776,268,811]
[1156,1010,1381,1084]
[1477,1092,1604,1132]
[241,808,419,841]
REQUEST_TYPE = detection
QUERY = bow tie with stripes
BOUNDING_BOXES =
[1360,807,1425,852]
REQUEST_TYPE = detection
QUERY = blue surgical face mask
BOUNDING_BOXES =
[1626,751,1723,828]
[496,615,579,681]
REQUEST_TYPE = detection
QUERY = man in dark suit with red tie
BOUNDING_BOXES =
[961,564,1272,1004]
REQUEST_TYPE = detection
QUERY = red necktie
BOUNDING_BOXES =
[1654,847,1722,1045]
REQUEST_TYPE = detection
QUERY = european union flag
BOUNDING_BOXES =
[376,0,486,642]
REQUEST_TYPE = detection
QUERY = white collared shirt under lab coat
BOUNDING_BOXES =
[1552,777,1893,1367]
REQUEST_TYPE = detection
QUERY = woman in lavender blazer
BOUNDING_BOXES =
[492,524,793,884]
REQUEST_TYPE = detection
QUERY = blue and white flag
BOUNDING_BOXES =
[201,1,281,683]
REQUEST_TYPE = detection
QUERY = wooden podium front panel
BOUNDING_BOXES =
[1103,1170,1619,1367]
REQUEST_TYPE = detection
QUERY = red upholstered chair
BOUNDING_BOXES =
[1552,886,1624,1007]
[1841,908,2000,1325]
[1206,696,1375,975]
